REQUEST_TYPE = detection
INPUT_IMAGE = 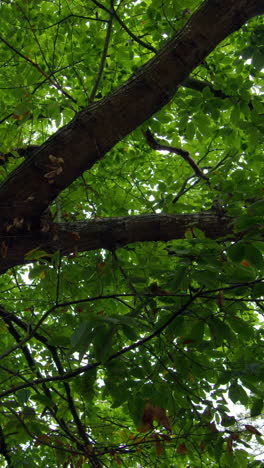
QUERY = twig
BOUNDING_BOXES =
[0,34,77,104]
[0,304,57,361]
[37,14,109,30]
[143,129,209,181]
[173,150,232,203]
[89,15,113,102]
[91,0,157,53]
[110,0,157,53]
[55,254,62,306]
[0,294,197,399]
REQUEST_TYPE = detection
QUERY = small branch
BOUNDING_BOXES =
[112,250,137,295]
[182,76,259,112]
[0,112,13,125]
[38,14,109,30]
[89,15,113,102]
[0,304,57,361]
[0,34,77,104]
[143,129,209,181]
[110,0,157,53]
[0,363,33,384]
[50,343,93,447]
[0,294,198,398]
[55,255,62,306]
[182,77,229,99]
[91,0,156,53]
[90,0,111,14]
[0,304,88,448]
[173,151,232,203]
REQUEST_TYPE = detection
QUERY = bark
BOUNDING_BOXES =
[0,213,234,272]
[0,0,262,273]
[0,0,261,222]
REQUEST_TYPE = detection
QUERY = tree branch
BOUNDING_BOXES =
[0,212,234,272]
[143,129,208,180]
[0,294,196,398]
[89,13,114,102]
[0,35,77,105]
[0,0,261,229]
[182,76,229,99]
[110,0,157,53]
[0,279,262,399]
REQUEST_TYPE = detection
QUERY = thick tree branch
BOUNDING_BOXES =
[0,0,261,230]
[0,212,234,272]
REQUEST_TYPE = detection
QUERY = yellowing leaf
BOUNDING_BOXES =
[12,112,29,120]
[153,405,172,431]
[176,443,187,454]
[140,402,172,432]
[241,260,251,267]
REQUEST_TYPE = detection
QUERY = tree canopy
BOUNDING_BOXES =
[0,0,264,466]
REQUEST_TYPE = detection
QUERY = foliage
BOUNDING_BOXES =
[0,0,263,467]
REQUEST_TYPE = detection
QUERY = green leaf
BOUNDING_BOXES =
[24,248,52,260]
[252,48,264,70]
[93,325,116,363]
[183,318,204,342]
[221,414,236,427]
[31,394,55,408]
[214,437,225,462]
[234,215,264,231]
[122,324,138,341]
[252,282,264,298]
[208,318,234,343]
[250,398,263,417]
[247,199,264,216]
[55,446,68,466]
[243,244,264,268]
[229,383,248,405]
[0,1,263,465]
[193,270,219,287]
[227,316,254,338]
[228,242,245,262]
[17,389,31,405]
[70,321,95,359]
[23,407,36,419]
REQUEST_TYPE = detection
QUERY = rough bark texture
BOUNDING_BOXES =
[0,213,234,272]
[0,0,262,273]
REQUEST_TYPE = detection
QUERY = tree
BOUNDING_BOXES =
[0,0,263,465]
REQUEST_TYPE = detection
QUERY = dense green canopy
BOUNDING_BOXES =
[0,0,263,466]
